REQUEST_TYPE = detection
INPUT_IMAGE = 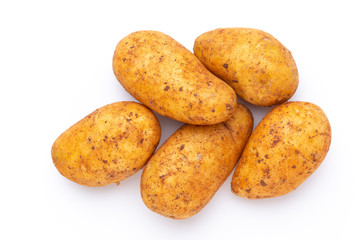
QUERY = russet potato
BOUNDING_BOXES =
[113,30,237,125]
[231,101,331,199]
[141,104,253,219]
[51,101,161,187]
[194,28,299,106]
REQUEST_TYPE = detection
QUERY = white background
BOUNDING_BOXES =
[1,0,359,239]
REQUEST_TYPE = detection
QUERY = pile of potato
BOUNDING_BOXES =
[51,28,331,219]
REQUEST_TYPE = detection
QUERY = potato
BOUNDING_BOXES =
[231,101,331,199]
[194,28,299,107]
[113,30,237,125]
[140,104,253,219]
[51,101,161,187]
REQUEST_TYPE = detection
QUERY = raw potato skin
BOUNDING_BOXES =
[141,104,253,219]
[231,102,331,199]
[113,30,237,125]
[51,102,161,187]
[194,28,299,107]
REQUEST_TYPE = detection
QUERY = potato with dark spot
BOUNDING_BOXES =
[51,102,161,187]
[231,101,331,199]
[113,30,237,125]
[141,104,253,219]
[194,28,299,106]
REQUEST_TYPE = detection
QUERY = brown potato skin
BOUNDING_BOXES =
[51,102,161,187]
[231,101,331,199]
[141,104,253,219]
[194,28,299,107]
[113,30,237,125]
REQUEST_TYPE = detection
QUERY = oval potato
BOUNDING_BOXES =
[231,101,331,199]
[113,30,237,125]
[141,104,253,219]
[51,101,161,187]
[194,28,299,106]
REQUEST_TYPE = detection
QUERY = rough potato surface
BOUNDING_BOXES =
[113,30,237,125]
[51,102,161,187]
[194,28,299,106]
[231,101,331,198]
[141,104,253,219]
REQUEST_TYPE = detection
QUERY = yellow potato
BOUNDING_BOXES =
[194,28,299,106]
[141,104,253,219]
[113,30,237,125]
[51,101,161,187]
[231,101,331,199]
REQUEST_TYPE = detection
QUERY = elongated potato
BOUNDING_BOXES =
[51,102,161,187]
[141,104,253,219]
[194,28,299,106]
[113,30,237,125]
[231,101,331,199]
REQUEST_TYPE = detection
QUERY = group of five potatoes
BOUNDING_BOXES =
[52,28,331,219]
